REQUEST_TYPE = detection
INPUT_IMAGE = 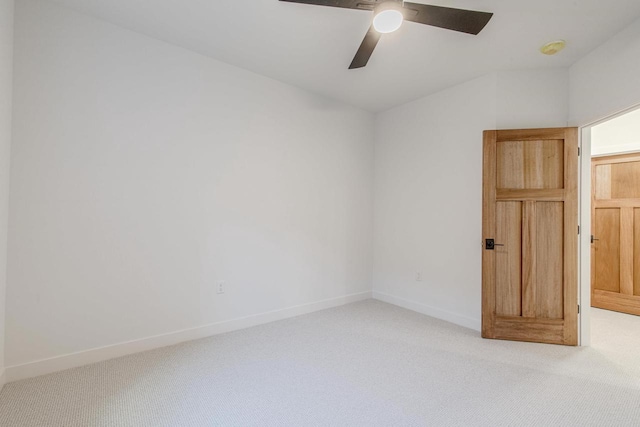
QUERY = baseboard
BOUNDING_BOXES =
[6,291,372,383]
[0,368,5,391]
[372,291,481,331]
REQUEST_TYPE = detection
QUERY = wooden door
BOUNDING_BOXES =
[591,152,640,316]
[482,128,578,346]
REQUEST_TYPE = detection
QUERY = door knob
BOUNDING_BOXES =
[591,235,599,244]
[485,239,504,250]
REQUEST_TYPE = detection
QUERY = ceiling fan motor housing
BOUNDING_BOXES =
[375,0,404,13]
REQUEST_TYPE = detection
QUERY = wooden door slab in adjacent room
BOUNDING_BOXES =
[591,152,640,316]
[482,128,579,346]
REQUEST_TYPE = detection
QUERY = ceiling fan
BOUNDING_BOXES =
[279,0,494,69]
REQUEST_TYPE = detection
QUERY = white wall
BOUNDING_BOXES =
[570,16,640,126]
[496,69,569,129]
[591,108,640,156]
[0,0,14,389]
[373,69,570,330]
[6,0,374,369]
[373,74,497,330]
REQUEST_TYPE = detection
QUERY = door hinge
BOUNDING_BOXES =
[578,225,580,235]
[578,305,580,314]
[578,147,581,156]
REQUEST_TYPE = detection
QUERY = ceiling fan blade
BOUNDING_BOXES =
[279,0,377,12]
[403,3,493,35]
[349,26,381,69]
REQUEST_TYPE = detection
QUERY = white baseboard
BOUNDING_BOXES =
[0,368,5,391]
[6,291,372,383]
[372,291,481,331]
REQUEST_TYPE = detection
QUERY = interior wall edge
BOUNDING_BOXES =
[0,0,16,379]
[372,291,481,331]
[5,291,372,383]
[578,127,592,347]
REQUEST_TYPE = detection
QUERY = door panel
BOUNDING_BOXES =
[620,208,634,296]
[593,208,620,293]
[496,140,564,189]
[495,201,522,317]
[635,208,640,297]
[483,128,578,346]
[595,165,611,199]
[611,163,640,198]
[535,202,564,319]
[591,152,640,316]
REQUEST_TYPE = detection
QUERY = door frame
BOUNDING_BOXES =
[578,102,640,346]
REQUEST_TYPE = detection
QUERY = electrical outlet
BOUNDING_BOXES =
[415,272,422,282]
[217,281,226,294]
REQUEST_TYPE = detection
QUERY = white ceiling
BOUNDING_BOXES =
[47,0,640,112]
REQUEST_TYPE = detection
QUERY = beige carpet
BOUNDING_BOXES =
[1,300,639,426]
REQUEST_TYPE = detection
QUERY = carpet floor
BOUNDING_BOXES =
[0,300,639,426]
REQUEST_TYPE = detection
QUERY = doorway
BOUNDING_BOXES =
[580,106,640,352]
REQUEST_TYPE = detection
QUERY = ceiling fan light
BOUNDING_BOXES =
[373,4,404,34]
[540,40,566,55]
